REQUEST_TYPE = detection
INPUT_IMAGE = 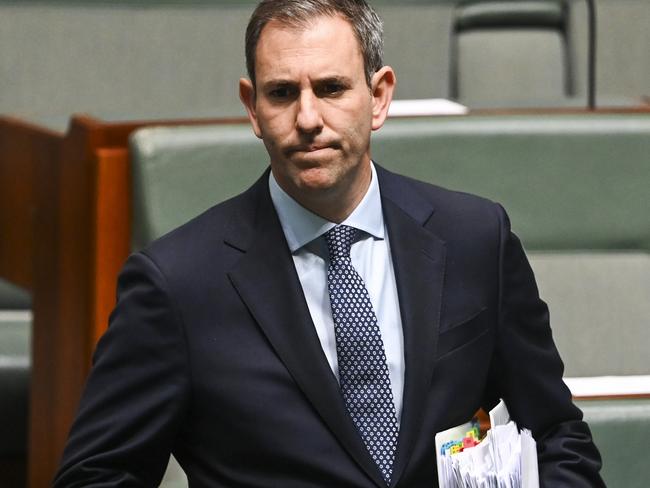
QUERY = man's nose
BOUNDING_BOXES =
[295,90,323,134]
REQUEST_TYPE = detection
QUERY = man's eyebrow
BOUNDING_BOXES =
[315,75,352,86]
[260,75,353,89]
[261,79,296,90]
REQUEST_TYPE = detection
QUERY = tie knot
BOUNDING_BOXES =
[325,225,358,263]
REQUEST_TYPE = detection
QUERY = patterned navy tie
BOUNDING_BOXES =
[325,224,399,484]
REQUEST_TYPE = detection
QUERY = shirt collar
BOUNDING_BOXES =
[269,162,385,253]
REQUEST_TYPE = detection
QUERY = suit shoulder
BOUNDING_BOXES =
[380,167,504,224]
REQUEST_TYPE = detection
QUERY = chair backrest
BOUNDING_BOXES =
[575,398,650,488]
[129,124,268,251]
[0,281,31,458]
[0,281,31,457]
[374,114,650,376]
[129,114,650,377]
[449,0,574,106]
[0,279,31,310]
[453,0,569,31]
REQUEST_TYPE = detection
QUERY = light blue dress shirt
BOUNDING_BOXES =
[269,163,405,422]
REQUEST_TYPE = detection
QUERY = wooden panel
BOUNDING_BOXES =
[0,117,62,290]
[24,114,240,487]
[92,148,131,345]
[28,117,93,488]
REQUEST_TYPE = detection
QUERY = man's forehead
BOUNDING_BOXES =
[251,13,367,91]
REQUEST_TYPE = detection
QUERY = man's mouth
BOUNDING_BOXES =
[288,142,340,155]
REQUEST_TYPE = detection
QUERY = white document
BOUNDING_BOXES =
[564,375,650,397]
[435,399,539,488]
[388,98,469,117]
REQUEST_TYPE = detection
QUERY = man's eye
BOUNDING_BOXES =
[320,84,344,96]
[268,86,294,99]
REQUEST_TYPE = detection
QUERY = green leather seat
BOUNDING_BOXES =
[129,125,268,252]
[373,115,650,378]
[575,399,650,488]
[454,0,568,30]
[129,114,650,487]
[0,315,30,457]
[449,0,575,105]
[0,279,31,462]
[0,279,31,310]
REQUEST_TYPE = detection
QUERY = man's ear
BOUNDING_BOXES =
[239,78,262,138]
[370,66,396,131]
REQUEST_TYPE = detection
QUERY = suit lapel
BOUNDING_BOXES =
[226,177,387,487]
[377,167,447,487]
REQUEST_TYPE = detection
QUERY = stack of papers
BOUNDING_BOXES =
[435,400,539,488]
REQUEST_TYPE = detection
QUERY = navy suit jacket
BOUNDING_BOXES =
[54,165,604,487]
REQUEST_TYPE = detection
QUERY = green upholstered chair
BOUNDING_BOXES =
[129,114,650,487]
[0,279,31,310]
[0,279,31,485]
[373,114,650,378]
[575,399,650,488]
[449,0,575,106]
[0,306,30,454]
[129,125,268,252]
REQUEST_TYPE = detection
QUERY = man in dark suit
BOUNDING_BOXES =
[54,1,605,486]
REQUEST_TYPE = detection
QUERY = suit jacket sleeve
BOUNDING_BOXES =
[53,252,189,487]
[484,204,605,487]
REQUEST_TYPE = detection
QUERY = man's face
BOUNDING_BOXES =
[240,15,394,219]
